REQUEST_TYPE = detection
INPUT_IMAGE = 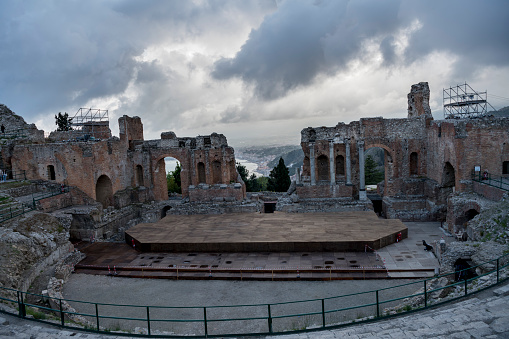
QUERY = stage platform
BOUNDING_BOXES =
[125,211,408,252]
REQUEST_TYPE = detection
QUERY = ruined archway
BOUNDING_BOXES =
[335,155,345,176]
[212,160,222,184]
[410,152,419,175]
[197,162,206,184]
[96,175,113,208]
[442,162,456,188]
[136,165,144,187]
[317,155,329,181]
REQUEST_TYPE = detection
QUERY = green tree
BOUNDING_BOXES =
[267,157,291,192]
[167,162,182,194]
[55,112,73,131]
[365,155,384,185]
[236,162,260,192]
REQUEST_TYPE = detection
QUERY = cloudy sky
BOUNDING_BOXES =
[1,0,509,147]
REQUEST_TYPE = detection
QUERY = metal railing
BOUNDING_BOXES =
[0,202,34,223]
[0,252,508,337]
[472,172,509,192]
[32,186,70,208]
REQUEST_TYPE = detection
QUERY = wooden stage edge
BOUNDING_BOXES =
[125,211,408,253]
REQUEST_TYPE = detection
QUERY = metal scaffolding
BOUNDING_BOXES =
[71,108,110,139]
[443,83,493,119]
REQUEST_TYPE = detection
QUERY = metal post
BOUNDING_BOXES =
[95,303,100,331]
[321,299,326,327]
[497,258,500,283]
[203,307,208,337]
[60,299,65,326]
[424,280,427,308]
[267,304,273,333]
[376,290,380,317]
[146,306,151,335]
[464,277,468,296]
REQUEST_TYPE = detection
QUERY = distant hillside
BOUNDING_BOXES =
[267,148,304,172]
[488,106,509,117]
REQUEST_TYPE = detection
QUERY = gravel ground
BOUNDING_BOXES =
[62,274,422,336]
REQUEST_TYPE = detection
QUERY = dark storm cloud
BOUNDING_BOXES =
[0,0,275,119]
[212,0,509,100]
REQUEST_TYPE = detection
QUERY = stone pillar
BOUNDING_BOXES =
[296,168,301,184]
[344,138,352,185]
[358,140,367,200]
[329,140,335,185]
[309,142,316,185]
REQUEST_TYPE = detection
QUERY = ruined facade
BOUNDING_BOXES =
[0,111,246,211]
[297,82,509,232]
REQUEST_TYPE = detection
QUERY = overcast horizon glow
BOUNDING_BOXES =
[1,0,508,147]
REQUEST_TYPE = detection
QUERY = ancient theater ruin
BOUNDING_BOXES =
[0,81,507,283]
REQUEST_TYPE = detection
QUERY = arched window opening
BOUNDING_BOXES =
[317,155,329,181]
[465,209,479,222]
[410,152,419,175]
[212,160,222,184]
[136,165,144,187]
[197,162,206,184]
[335,155,345,175]
[47,165,55,181]
[96,175,113,209]
[165,157,181,195]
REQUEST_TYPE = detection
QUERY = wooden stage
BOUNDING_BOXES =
[125,211,408,252]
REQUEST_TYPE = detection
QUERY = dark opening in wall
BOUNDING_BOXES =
[263,202,277,213]
[212,161,222,184]
[410,152,418,175]
[47,165,56,180]
[197,162,206,184]
[317,155,329,181]
[503,161,509,175]
[204,137,211,147]
[335,155,345,175]
[454,258,477,281]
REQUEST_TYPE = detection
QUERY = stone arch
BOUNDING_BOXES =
[152,153,187,201]
[197,162,206,184]
[335,155,345,176]
[136,165,144,187]
[442,162,456,187]
[47,165,55,181]
[317,155,329,181]
[96,175,113,208]
[365,143,395,179]
[212,160,222,184]
[410,152,418,175]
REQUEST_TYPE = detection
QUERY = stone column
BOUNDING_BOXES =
[329,140,335,185]
[358,140,367,200]
[344,138,352,185]
[309,142,316,185]
[296,168,301,184]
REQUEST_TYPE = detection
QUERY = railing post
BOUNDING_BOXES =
[497,258,500,283]
[10,207,12,218]
[464,277,468,296]
[17,291,26,318]
[203,307,208,337]
[146,306,151,335]
[267,304,273,333]
[321,299,326,327]
[59,299,65,326]
[95,303,100,331]
[424,280,427,308]
[376,290,380,317]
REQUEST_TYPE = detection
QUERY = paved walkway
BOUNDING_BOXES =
[1,281,509,338]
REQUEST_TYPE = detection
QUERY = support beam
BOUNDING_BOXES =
[309,143,316,185]
[344,138,352,185]
[329,140,335,185]
[358,140,367,200]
